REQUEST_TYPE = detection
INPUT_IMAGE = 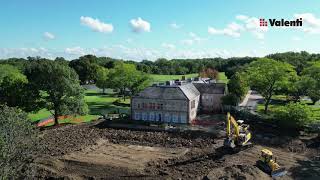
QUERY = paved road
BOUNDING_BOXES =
[239,90,264,113]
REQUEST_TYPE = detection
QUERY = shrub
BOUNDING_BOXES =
[274,102,312,129]
[221,94,239,106]
[0,105,38,178]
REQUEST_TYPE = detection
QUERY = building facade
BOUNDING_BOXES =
[131,83,200,124]
[193,83,227,113]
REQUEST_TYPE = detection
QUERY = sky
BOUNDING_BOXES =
[1,0,320,61]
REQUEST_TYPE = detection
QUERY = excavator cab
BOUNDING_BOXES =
[223,113,252,151]
[257,149,287,178]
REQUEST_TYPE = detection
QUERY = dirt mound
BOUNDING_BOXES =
[38,120,216,156]
[34,121,315,179]
[204,165,271,180]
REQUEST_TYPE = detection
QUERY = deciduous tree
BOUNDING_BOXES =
[245,58,297,113]
[302,61,320,104]
[95,66,109,94]
[25,60,88,125]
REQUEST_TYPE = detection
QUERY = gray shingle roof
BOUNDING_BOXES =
[134,83,200,100]
[193,83,227,94]
[179,83,200,100]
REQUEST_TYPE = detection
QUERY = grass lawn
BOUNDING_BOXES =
[217,72,228,83]
[29,72,229,124]
[150,72,229,83]
[150,73,198,83]
[257,98,320,121]
[28,89,130,123]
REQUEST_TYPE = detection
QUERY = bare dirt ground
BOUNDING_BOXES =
[32,120,320,180]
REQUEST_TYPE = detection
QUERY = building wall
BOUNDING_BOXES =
[188,95,200,123]
[131,98,190,124]
[201,93,224,112]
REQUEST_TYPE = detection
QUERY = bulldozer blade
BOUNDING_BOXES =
[271,168,287,178]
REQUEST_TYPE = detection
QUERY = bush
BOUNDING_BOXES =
[274,102,312,129]
[221,94,239,106]
[0,105,38,178]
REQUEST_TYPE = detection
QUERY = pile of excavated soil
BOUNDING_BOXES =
[38,120,216,156]
[33,120,319,179]
[204,165,271,180]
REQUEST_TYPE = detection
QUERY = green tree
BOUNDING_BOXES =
[274,102,312,129]
[69,55,99,84]
[0,105,38,178]
[302,61,320,104]
[96,66,109,94]
[221,94,239,106]
[227,72,249,101]
[25,60,88,125]
[109,62,150,101]
[0,64,29,109]
[245,58,297,113]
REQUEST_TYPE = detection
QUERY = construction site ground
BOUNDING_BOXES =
[33,120,320,180]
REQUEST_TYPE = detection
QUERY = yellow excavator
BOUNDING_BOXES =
[223,112,252,151]
[256,149,287,178]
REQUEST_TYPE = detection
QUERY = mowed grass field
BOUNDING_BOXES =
[29,73,229,124]
[257,96,320,122]
[28,88,130,123]
[150,73,198,83]
[150,72,229,83]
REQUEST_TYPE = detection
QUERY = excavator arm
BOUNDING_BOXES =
[226,112,240,137]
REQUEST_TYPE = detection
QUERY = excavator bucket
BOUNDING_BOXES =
[271,167,287,178]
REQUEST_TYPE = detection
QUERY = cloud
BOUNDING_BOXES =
[0,46,273,61]
[236,15,248,21]
[80,16,113,33]
[181,39,193,45]
[65,47,85,55]
[294,13,320,34]
[236,15,268,39]
[130,17,151,33]
[209,15,268,39]
[161,43,175,50]
[181,32,207,45]
[170,23,182,29]
[43,32,55,40]
[208,22,243,38]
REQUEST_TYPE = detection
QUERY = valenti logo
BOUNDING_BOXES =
[260,18,303,27]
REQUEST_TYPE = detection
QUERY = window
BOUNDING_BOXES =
[138,103,140,109]
[191,100,195,109]
[150,112,155,121]
[160,104,164,110]
[135,113,141,120]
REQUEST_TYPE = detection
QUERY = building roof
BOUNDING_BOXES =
[193,83,227,94]
[134,83,200,100]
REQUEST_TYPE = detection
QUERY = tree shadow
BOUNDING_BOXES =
[87,101,129,116]
[85,92,113,97]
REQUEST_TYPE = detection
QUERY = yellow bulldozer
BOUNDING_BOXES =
[223,112,252,151]
[256,149,287,178]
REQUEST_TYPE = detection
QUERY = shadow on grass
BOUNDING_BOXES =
[87,101,130,115]
[85,92,114,97]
